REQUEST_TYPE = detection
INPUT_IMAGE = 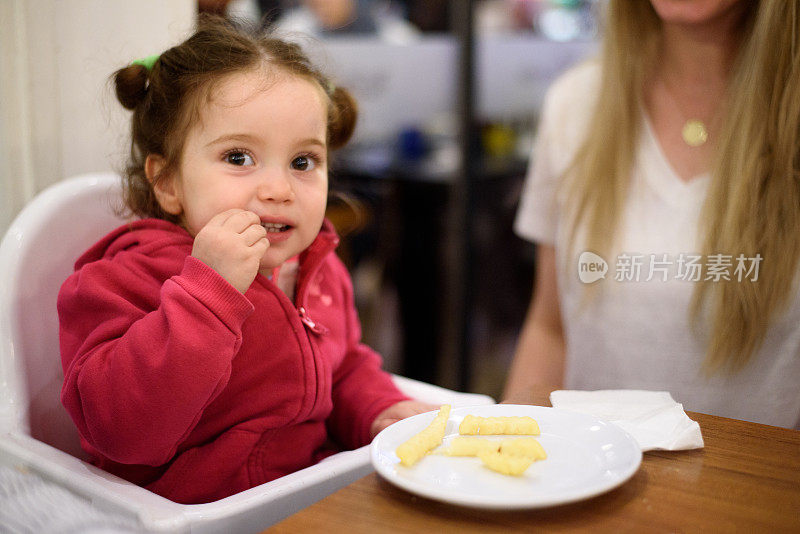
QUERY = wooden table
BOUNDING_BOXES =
[269,389,800,533]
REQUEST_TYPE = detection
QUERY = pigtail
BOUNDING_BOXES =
[114,64,150,110]
[327,86,358,150]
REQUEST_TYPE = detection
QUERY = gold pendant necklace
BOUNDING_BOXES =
[681,119,708,147]
[660,76,713,148]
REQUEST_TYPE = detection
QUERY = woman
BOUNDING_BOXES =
[504,0,800,428]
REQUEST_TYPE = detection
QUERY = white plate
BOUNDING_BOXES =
[371,404,642,510]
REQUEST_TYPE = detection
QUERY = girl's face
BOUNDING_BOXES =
[648,0,747,27]
[163,69,329,273]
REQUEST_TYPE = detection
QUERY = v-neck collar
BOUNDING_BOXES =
[639,112,710,208]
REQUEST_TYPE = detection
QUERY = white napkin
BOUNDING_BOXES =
[550,390,704,452]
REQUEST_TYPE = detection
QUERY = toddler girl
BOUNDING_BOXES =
[58,16,431,504]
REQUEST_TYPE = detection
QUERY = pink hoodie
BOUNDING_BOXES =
[58,218,407,503]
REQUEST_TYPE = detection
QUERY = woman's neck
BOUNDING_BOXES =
[657,6,749,89]
[642,3,751,182]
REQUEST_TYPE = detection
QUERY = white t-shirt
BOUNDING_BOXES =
[515,61,800,428]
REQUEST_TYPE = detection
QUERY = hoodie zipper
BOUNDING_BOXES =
[298,306,328,335]
[294,223,338,336]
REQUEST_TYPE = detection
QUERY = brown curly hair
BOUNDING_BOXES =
[113,15,357,223]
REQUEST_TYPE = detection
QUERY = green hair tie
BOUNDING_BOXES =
[132,53,160,71]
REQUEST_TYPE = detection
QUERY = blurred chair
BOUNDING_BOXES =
[0,172,493,533]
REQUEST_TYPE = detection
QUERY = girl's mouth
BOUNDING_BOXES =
[261,222,291,233]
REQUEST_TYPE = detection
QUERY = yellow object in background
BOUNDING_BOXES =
[482,124,516,159]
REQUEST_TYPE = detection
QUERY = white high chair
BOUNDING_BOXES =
[0,172,494,533]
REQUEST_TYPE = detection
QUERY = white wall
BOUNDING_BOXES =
[0,0,195,236]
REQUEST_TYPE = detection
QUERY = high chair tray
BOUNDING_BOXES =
[0,431,372,533]
[0,377,493,533]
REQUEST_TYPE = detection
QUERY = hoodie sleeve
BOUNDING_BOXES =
[325,260,409,449]
[59,253,253,466]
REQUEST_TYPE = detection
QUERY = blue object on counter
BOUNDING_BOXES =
[397,127,429,161]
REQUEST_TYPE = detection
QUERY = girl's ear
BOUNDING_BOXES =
[145,154,183,215]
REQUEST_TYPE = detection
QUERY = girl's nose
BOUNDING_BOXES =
[257,170,294,203]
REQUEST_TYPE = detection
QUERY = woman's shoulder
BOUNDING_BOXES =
[543,60,600,113]
[549,59,601,94]
[538,59,601,146]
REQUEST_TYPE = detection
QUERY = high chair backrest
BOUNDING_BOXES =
[0,173,127,458]
[0,173,497,532]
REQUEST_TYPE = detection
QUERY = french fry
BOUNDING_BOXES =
[478,450,535,476]
[395,405,451,467]
[499,438,547,460]
[440,436,499,457]
[395,408,547,477]
[458,415,540,436]
[441,436,546,461]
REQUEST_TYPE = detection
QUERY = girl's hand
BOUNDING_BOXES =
[191,209,268,293]
[370,400,440,439]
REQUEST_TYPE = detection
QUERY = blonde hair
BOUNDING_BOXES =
[564,0,800,373]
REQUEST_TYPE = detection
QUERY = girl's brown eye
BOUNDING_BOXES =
[291,155,315,171]
[225,151,254,166]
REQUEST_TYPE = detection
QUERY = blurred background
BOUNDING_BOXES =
[0,0,598,399]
